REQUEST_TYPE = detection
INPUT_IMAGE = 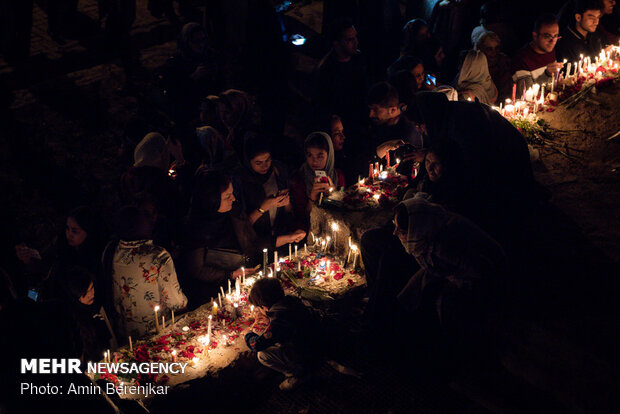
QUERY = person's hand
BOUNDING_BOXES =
[545,61,564,76]
[310,177,333,201]
[376,139,405,158]
[231,268,244,280]
[15,244,41,265]
[260,196,280,211]
[290,229,306,243]
[275,193,290,208]
[402,149,426,163]
[167,138,185,164]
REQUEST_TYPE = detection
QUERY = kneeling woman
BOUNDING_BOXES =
[234,138,306,251]
[183,171,260,306]
[291,132,345,231]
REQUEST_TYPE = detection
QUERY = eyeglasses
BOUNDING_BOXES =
[539,33,562,40]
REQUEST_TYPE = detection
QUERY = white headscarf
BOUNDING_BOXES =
[133,132,169,171]
[457,50,497,105]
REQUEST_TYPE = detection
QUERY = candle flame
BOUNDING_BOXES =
[154,305,160,312]
[182,326,189,331]
[331,222,338,231]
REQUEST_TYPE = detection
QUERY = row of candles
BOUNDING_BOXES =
[134,232,360,367]
[499,45,620,120]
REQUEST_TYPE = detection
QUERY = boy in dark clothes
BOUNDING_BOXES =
[245,278,322,390]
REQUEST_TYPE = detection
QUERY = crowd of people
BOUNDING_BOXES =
[1,0,619,405]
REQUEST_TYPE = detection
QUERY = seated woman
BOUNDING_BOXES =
[290,132,345,231]
[394,195,506,353]
[475,31,511,101]
[15,206,104,302]
[183,171,261,306]
[234,137,306,251]
[111,206,187,339]
[455,49,498,105]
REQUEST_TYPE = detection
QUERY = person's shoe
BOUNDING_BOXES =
[279,376,304,391]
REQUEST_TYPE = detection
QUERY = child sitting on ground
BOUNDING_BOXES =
[245,278,322,390]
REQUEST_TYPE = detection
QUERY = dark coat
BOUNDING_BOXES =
[233,161,294,251]
[253,295,323,359]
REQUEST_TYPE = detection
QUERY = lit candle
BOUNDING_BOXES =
[220,286,225,299]
[263,248,268,274]
[212,302,218,316]
[207,315,212,338]
[396,158,400,165]
[250,304,254,313]
[331,222,338,247]
[368,163,373,178]
[523,107,529,117]
[218,292,222,307]
[154,305,160,332]
[298,261,301,272]
[241,266,245,284]
[379,164,383,172]
[182,326,189,332]
[233,303,239,319]
[103,351,108,364]
[325,236,331,253]
[171,350,177,362]
[294,244,298,257]
[228,279,231,295]
[274,251,278,268]
[222,334,228,346]
[235,278,241,299]
[304,243,307,253]
[326,260,331,276]
[512,82,516,102]
[289,243,292,258]
[268,268,273,278]
[162,315,165,330]
[128,336,133,352]
[351,245,359,269]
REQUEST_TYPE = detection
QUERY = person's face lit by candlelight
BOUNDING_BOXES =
[250,152,272,175]
[218,182,236,213]
[306,147,328,170]
[425,151,444,182]
[66,217,87,248]
[330,118,346,151]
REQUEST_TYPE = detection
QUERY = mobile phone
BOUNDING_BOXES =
[314,170,327,178]
[27,289,39,302]
[425,74,436,86]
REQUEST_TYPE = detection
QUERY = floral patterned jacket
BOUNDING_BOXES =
[112,240,187,338]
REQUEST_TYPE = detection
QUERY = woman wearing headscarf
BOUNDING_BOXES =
[182,171,261,306]
[233,137,306,251]
[15,206,105,303]
[120,132,190,250]
[290,132,345,231]
[394,195,506,352]
[456,49,498,105]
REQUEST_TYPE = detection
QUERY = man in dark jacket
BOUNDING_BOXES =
[556,0,606,62]
[245,278,322,390]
